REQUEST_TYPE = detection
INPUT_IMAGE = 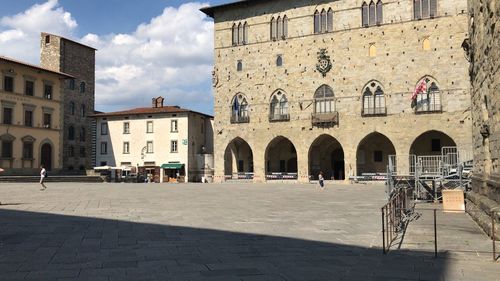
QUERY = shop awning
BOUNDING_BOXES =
[161,163,184,169]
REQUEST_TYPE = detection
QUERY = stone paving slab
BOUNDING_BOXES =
[0,182,498,281]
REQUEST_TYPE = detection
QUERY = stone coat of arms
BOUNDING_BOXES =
[316,49,332,77]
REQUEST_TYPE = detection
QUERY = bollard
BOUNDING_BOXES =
[434,209,438,258]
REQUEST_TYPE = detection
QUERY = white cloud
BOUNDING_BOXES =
[0,1,214,114]
[0,0,77,63]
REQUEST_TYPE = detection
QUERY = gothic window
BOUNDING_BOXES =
[413,77,441,113]
[232,23,238,45]
[369,1,376,26]
[362,1,383,26]
[362,2,369,27]
[231,94,250,123]
[414,0,437,19]
[314,85,335,114]
[269,91,289,121]
[320,9,327,32]
[238,23,243,44]
[362,81,386,116]
[270,17,277,40]
[276,55,283,67]
[283,16,288,38]
[243,22,248,44]
[376,1,383,24]
[327,8,333,32]
[314,10,320,34]
[68,126,75,141]
[237,60,243,71]
[277,16,283,39]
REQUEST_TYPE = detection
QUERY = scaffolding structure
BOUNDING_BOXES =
[387,146,473,202]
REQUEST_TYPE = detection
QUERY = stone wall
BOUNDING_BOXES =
[466,0,499,238]
[40,33,96,173]
[208,0,472,183]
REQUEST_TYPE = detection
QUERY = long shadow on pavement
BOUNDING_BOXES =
[0,209,448,281]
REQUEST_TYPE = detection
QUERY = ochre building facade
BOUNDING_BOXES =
[0,56,72,174]
[202,0,472,183]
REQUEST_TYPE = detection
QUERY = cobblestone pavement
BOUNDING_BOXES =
[0,182,498,281]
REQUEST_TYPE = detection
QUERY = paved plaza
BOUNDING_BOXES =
[0,182,498,281]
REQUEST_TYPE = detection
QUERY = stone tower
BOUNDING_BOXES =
[40,33,96,173]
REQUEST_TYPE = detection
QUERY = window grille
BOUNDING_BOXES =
[362,81,386,115]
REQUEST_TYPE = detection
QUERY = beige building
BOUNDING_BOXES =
[92,97,214,183]
[201,0,473,183]
[0,56,72,174]
[466,0,499,238]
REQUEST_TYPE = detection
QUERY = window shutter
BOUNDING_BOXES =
[327,9,333,32]
[232,24,237,45]
[314,11,320,33]
[430,0,437,17]
[321,9,327,32]
[422,0,430,18]
[243,22,248,44]
[414,0,421,19]
[283,16,288,38]
[369,2,376,26]
[376,1,383,24]
[271,18,276,40]
[277,17,282,39]
[362,3,368,27]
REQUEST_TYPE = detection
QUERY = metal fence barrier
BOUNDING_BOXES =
[381,187,414,254]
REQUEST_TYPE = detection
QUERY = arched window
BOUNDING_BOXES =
[276,55,283,67]
[269,91,289,121]
[327,8,333,32]
[283,16,288,38]
[413,77,441,112]
[243,22,248,44]
[230,94,250,123]
[314,10,320,34]
[369,44,377,57]
[70,102,75,115]
[376,1,383,24]
[232,23,238,45]
[314,85,335,114]
[237,60,243,71]
[320,9,327,32]
[238,23,243,45]
[362,81,386,115]
[414,0,436,19]
[362,2,369,27]
[277,16,283,39]
[80,82,85,93]
[369,1,376,26]
[68,126,75,141]
[80,127,86,142]
[270,17,277,40]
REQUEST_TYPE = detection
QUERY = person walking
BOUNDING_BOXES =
[40,165,47,190]
[318,171,325,190]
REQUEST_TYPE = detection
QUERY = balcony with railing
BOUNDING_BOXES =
[414,92,442,114]
[311,111,338,127]
[269,113,290,122]
[230,114,250,124]
[362,106,387,116]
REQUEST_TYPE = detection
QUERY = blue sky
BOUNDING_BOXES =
[0,0,232,115]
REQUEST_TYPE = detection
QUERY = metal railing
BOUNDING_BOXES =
[414,92,442,113]
[381,186,414,254]
[362,107,387,116]
[311,111,338,127]
[269,113,290,122]
[230,114,250,124]
[266,172,298,180]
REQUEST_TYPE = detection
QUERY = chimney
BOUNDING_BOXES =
[152,96,164,108]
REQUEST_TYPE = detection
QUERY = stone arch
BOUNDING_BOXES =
[409,130,457,156]
[224,137,254,177]
[356,132,396,175]
[265,136,297,175]
[308,134,345,180]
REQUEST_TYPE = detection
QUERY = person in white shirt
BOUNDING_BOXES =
[40,165,47,190]
[318,171,325,190]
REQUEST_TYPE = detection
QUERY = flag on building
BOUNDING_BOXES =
[411,78,430,108]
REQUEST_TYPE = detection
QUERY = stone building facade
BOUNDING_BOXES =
[466,0,499,238]
[40,33,96,173]
[0,56,72,174]
[92,97,214,183]
[201,0,472,183]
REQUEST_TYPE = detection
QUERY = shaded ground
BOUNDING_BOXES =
[0,182,497,280]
